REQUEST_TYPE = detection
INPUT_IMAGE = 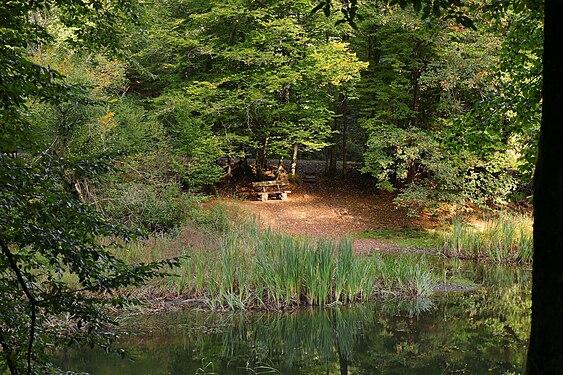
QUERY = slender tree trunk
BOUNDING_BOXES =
[328,92,340,177]
[290,143,298,176]
[1,240,38,375]
[367,26,380,63]
[324,147,330,175]
[261,136,269,170]
[328,141,337,176]
[341,94,349,176]
[526,2,563,373]
[339,352,348,375]
[226,154,232,182]
[405,162,416,186]
[411,67,421,128]
[0,330,17,375]
[276,157,283,180]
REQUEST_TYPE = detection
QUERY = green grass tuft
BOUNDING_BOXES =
[356,227,443,249]
[441,213,533,264]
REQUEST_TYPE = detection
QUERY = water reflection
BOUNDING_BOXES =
[58,262,530,374]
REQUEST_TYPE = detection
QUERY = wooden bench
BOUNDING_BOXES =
[251,180,291,201]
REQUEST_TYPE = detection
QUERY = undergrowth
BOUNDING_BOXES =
[117,208,437,310]
[441,213,533,264]
[115,203,533,311]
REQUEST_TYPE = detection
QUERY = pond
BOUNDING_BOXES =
[57,261,531,374]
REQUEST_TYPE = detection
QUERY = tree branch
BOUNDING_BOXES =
[0,239,38,375]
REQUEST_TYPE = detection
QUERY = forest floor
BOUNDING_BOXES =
[221,160,440,254]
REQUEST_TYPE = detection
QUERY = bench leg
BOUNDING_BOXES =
[258,192,269,201]
[280,192,288,200]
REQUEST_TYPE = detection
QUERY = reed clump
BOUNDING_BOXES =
[441,213,533,264]
[154,219,436,310]
[114,205,439,310]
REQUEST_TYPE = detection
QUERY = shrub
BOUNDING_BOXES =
[103,182,193,233]
[362,120,522,216]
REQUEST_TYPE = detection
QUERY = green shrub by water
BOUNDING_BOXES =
[441,213,533,264]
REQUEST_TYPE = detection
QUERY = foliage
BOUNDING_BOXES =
[0,0,140,152]
[455,6,542,184]
[442,213,534,264]
[0,0,547,371]
[102,182,194,233]
[0,154,177,374]
[314,0,477,29]
[150,215,437,310]
[353,4,535,213]
[0,0,180,373]
[155,91,225,189]
[133,0,366,172]
[362,120,516,215]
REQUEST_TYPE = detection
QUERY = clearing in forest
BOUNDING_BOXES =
[225,163,437,254]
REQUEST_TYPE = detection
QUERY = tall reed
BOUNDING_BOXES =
[442,213,533,264]
[120,213,437,310]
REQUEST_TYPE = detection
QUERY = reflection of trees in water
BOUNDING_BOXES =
[202,265,528,374]
[60,264,531,374]
[180,280,526,373]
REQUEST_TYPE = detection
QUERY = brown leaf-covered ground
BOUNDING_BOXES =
[222,161,437,254]
[231,181,415,237]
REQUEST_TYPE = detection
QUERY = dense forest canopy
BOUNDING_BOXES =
[137,1,539,213]
[11,0,540,217]
[0,3,544,219]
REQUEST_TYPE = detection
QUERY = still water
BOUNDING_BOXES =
[58,261,531,374]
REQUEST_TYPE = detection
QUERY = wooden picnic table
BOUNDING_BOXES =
[251,180,291,201]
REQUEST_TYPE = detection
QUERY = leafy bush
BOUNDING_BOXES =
[362,121,466,214]
[155,91,225,190]
[362,120,521,216]
[103,182,193,233]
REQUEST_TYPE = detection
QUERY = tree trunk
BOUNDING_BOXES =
[526,2,563,373]
[411,67,421,128]
[256,136,269,172]
[367,25,381,64]
[261,136,269,169]
[225,154,232,182]
[327,92,341,177]
[339,352,348,375]
[276,157,283,180]
[341,94,349,176]
[0,330,17,375]
[290,143,298,176]
[324,147,330,175]
[328,141,337,176]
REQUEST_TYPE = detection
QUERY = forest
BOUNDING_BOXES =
[1,0,559,374]
[68,0,541,217]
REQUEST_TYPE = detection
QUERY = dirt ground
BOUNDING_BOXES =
[222,162,436,252]
[230,182,418,237]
